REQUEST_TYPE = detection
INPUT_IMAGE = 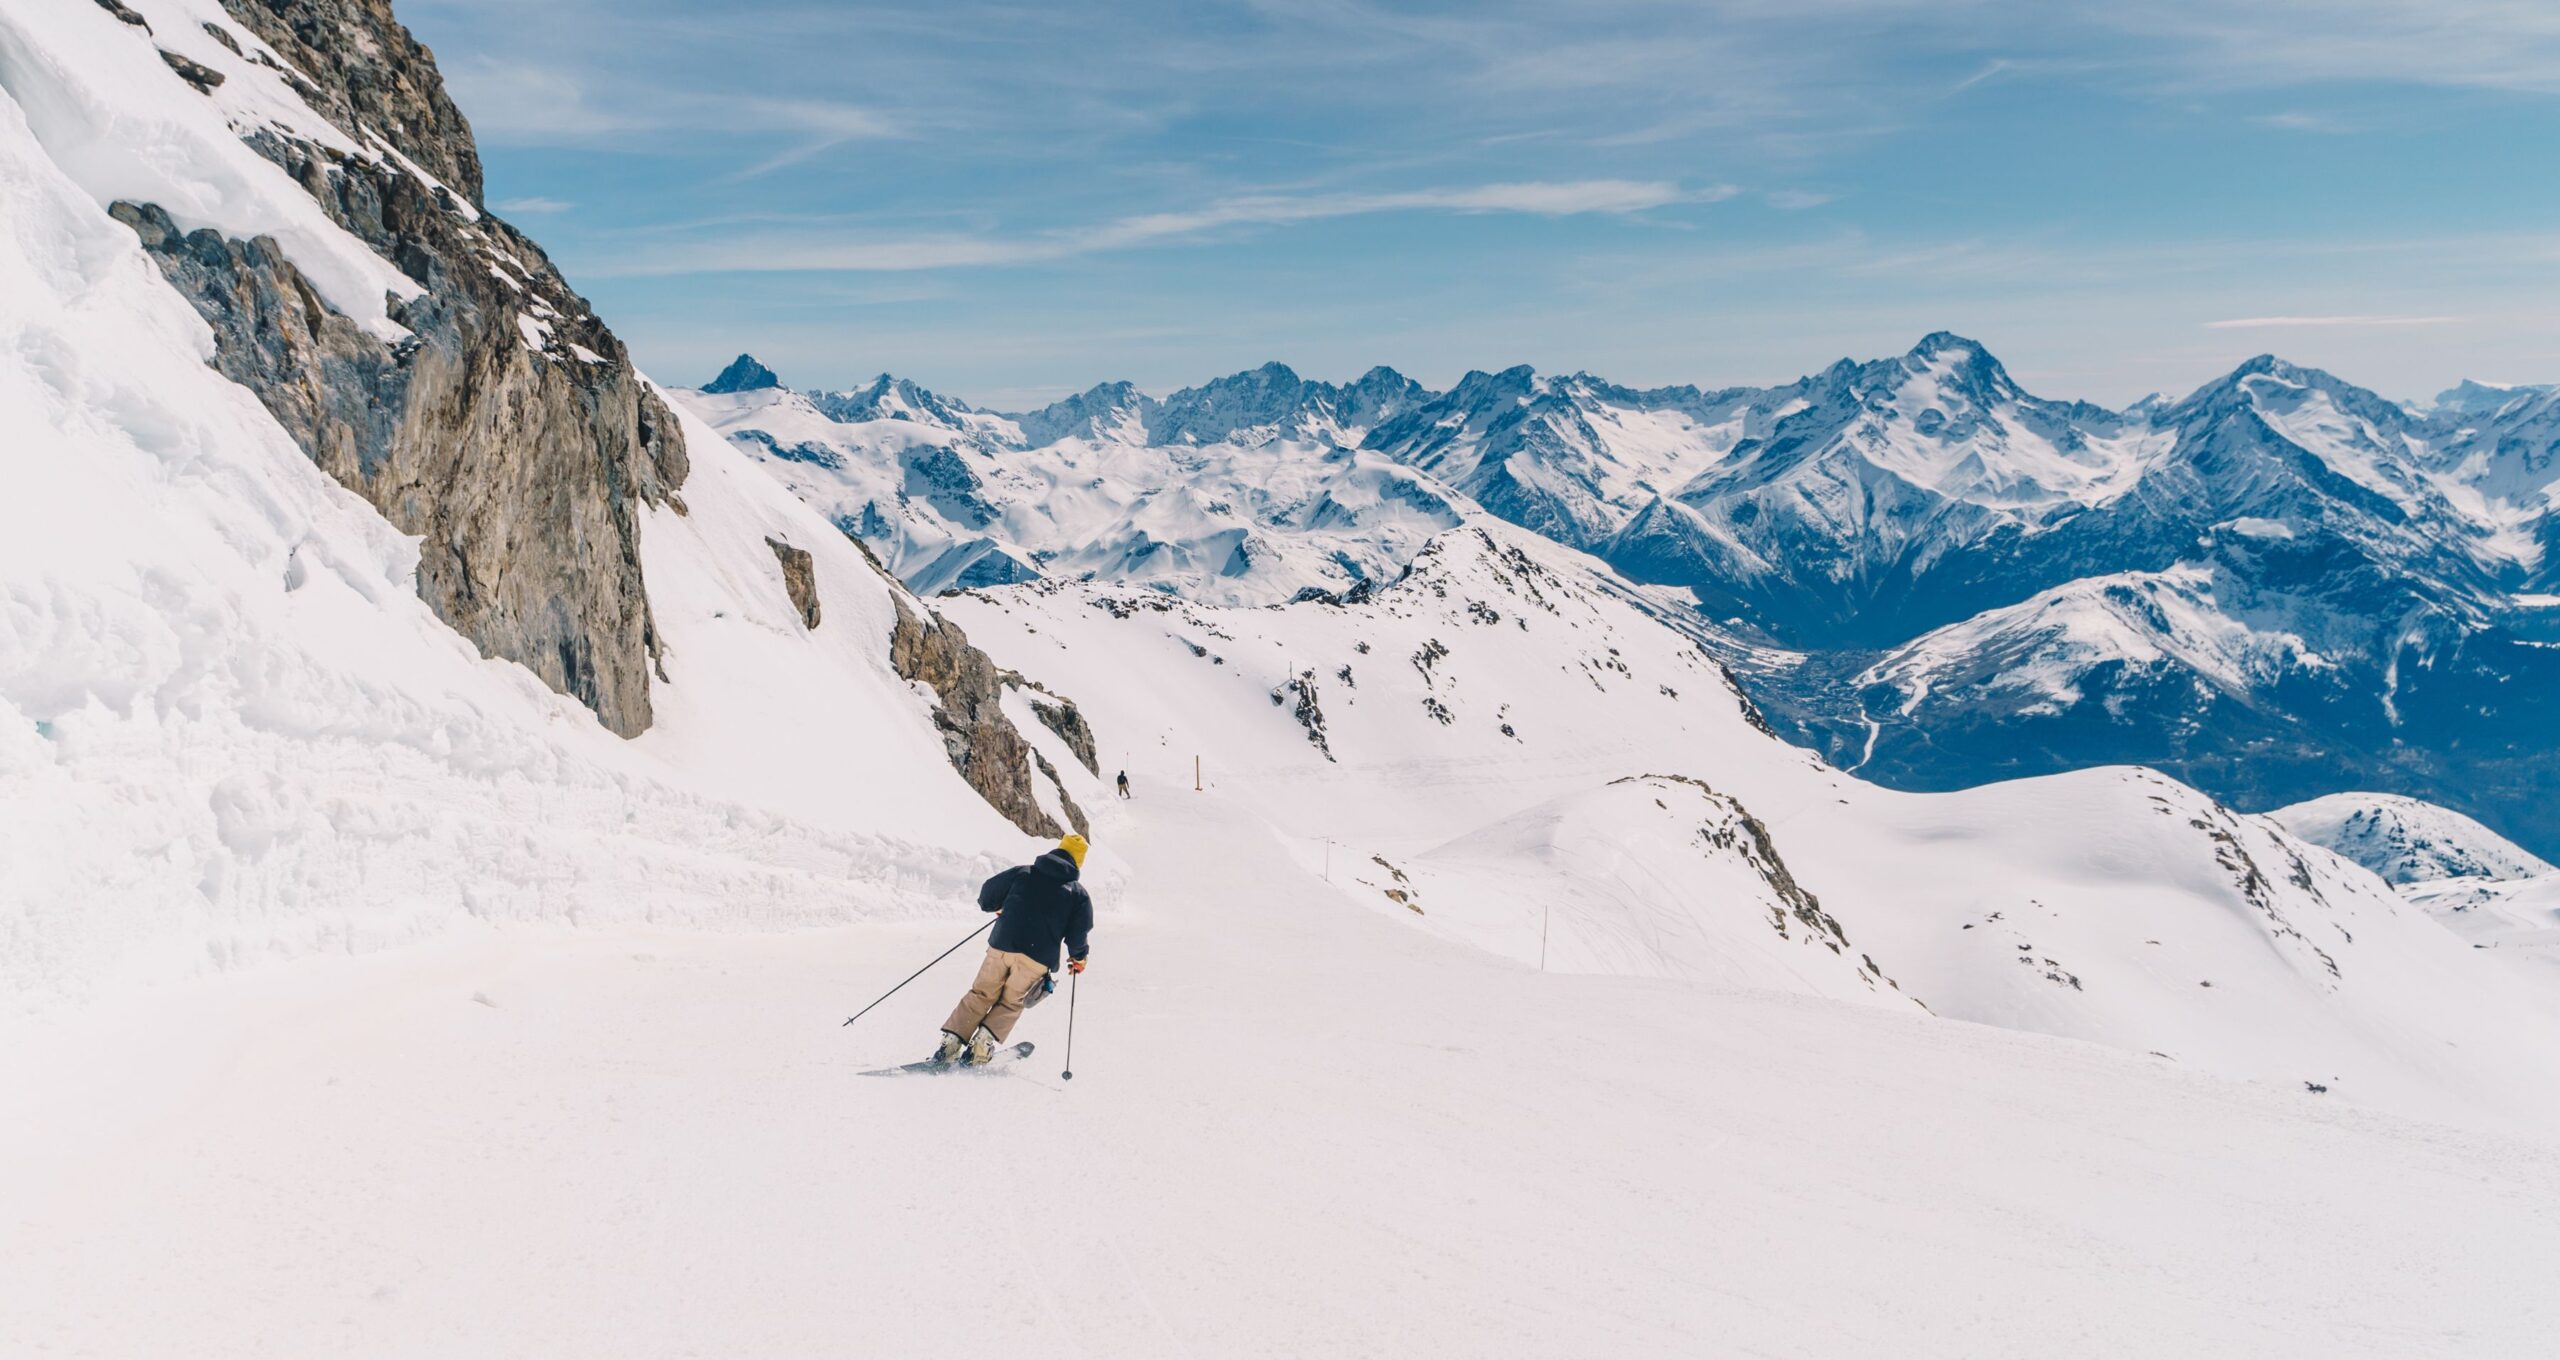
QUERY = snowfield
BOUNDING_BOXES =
[937,527,2560,1132]
[7,790,2560,1360]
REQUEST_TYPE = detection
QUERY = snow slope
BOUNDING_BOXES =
[2272,791,2560,993]
[0,5,1062,1008]
[2272,792,2557,885]
[938,523,2560,1130]
[5,788,2559,1360]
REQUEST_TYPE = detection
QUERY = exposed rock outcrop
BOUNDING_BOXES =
[158,49,225,91]
[1618,774,1903,995]
[888,596,1074,838]
[1031,751,1092,840]
[109,0,686,737]
[1026,695,1098,775]
[93,0,150,32]
[767,537,821,629]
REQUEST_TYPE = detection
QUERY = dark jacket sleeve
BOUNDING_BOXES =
[977,866,1023,914]
[1064,885,1094,961]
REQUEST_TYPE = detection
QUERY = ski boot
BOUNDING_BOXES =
[932,1030,966,1066]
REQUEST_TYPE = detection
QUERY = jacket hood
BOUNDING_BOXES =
[1031,848,1081,882]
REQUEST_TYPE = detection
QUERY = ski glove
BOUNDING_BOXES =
[1067,957,1088,975]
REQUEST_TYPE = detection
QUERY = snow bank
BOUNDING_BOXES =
[0,0,420,338]
[0,58,1024,1009]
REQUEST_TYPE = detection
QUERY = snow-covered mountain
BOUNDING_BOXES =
[930,520,2560,1124]
[2274,792,2560,994]
[686,335,2560,861]
[677,358,1463,602]
[1747,354,2560,860]
[2271,792,2556,886]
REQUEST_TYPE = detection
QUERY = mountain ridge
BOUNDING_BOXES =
[680,337,2560,857]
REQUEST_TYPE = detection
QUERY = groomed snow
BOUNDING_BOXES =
[5,789,2558,1359]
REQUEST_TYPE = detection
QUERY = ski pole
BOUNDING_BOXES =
[840,919,995,1028]
[1060,971,1079,1081]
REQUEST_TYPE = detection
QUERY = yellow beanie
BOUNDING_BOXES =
[1058,834,1089,867]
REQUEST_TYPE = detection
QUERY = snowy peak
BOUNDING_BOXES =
[1337,365,1432,429]
[1361,364,1783,550]
[1008,380,1155,447]
[2431,379,2555,419]
[809,373,984,433]
[1148,361,1323,445]
[1147,362,1430,447]
[703,353,782,394]
[1898,331,2022,409]
[2155,355,2462,528]
[2270,793,2557,885]
[2428,383,2560,513]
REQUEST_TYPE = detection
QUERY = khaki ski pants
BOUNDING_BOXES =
[943,947,1050,1042]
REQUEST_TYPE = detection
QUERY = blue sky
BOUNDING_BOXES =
[402,0,2560,410]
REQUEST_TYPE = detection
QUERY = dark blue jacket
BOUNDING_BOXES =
[979,849,1092,971]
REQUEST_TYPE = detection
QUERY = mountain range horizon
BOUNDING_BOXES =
[685,323,2560,863]
[698,333,2552,428]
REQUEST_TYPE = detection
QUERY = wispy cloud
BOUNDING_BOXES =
[1951,59,2015,93]
[2096,1,2560,95]
[2204,314,2463,329]
[444,56,895,160]
[596,180,1729,275]
[493,196,575,215]
[2253,110,2356,133]
[721,99,902,180]
[401,0,2560,404]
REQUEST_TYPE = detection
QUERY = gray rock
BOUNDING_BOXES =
[1026,695,1097,775]
[159,49,226,92]
[766,537,821,629]
[93,0,149,32]
[887,596,1069,839]
[109,0,688,737]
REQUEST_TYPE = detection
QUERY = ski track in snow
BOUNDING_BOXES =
[3,789,2557,1359]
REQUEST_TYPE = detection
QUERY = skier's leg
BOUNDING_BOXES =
[941,948,1010,1039]
[982,954,1050,1042]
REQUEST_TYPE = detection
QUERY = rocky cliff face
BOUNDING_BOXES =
[110,0,685,736]
[886,596,1090,839]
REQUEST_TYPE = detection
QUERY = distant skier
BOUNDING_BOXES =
[934,834,1093,1066]
[1115,770,1131,799]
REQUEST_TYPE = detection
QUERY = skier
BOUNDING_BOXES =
[1116,769,1131,799]
[934,834,1093,1066]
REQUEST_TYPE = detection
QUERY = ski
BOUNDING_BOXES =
[860,1041,1034,1077]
